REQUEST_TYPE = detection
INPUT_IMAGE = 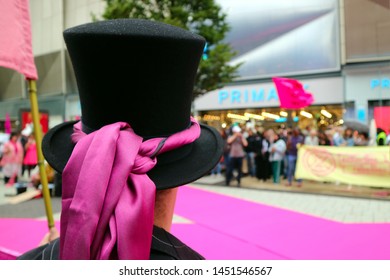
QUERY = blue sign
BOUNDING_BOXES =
[218,88,279,105]
[370,78,390,89]
[217,84,310,106]
[275,117,299,123]
[357,107,366,122]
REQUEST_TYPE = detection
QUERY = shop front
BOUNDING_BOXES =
[0,95,65,133]
[344,63,390,133]
[194,76,344,131]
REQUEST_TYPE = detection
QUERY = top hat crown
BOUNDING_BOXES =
[64,19,205,137]
[42,19,223,189]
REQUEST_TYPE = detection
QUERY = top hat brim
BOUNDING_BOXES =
[42,121,223,190]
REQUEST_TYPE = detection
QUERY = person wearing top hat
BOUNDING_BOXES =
[18,19,223,260]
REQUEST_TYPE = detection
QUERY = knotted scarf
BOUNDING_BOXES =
[60,117,200,259]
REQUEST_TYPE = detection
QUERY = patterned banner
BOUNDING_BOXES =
[296,145,390,188]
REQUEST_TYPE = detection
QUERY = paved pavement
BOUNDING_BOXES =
[0,173,389,224]
[193,174,390,223]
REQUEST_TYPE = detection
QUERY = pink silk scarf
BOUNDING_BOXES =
[60,117,201,259]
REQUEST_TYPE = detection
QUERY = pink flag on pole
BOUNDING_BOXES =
[272,77,314,109]
[0,0,38,80]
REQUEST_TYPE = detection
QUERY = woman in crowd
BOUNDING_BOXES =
[286,128,304,186]
[225,125,248,187]
[318,131,331,146]
[245,127,262,177]
[344,127,355,146]
[256,129,272,182]
[304,129,319,146]
[269,130,286,184]
[23,134,38,177]
[354,131,369,146]
[0,131,24,186]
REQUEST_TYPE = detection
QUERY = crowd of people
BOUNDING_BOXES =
[0,129,55,190]
[210,122,390,187]
[2,122,389,191]
[0,131,36,186]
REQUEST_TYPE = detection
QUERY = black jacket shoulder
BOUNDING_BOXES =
[18,226,204,260]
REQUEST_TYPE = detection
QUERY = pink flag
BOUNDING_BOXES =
[374,106,390,134]
[272,77,314,109]
[5,113,12,134]
[0,0,38,80]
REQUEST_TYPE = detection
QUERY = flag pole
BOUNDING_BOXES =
[27,79,55,229]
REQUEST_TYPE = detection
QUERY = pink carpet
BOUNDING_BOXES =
[0,218,59,259]
[171,186,390,260]
[1,186,389,260]
[0,219,61,259]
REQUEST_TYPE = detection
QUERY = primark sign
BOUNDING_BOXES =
[370,78,390,89]
[218,87,280,105]
[194,77,344,111]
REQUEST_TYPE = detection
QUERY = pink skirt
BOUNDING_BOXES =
[23,145,38,165]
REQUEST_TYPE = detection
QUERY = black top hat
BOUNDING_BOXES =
[42,19,223,190]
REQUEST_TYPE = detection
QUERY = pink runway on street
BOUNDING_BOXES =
[0,219,61,260]
[172,186,390,260]
[1,186,390,260]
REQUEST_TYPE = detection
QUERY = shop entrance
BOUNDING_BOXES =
[197,104,344,132]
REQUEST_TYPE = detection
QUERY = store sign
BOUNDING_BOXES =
[194,77,343,111]
[218,88,279,105]
[370,78,390,89]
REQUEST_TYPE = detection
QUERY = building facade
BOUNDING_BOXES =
[0,0,105,131]
[195,0,390,132]
[0,0,389,133]
[342,0,390,132]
